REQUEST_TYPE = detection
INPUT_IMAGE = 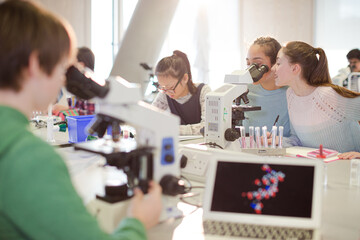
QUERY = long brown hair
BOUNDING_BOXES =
[155,50,197,94]
[283,41,360,98]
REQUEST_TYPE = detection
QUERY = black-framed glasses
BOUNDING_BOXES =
[157,77,182,95]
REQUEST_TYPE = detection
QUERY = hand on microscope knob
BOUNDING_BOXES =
[127,180,163,229]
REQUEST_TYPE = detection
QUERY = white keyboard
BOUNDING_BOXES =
[203,220,314,240]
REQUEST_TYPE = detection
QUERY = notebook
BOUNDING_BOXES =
[202,152,323,240]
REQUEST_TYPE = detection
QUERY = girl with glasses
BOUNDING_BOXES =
[152,50,211,135]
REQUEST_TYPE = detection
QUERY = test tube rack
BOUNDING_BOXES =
[241,147,286,156]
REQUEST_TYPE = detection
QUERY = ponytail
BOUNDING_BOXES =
[173,50,197,94]
[283,41,360,98]
[309,48,331,86]
[325,83,360,98]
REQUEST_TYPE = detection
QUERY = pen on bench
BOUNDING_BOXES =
[268,115,280,138]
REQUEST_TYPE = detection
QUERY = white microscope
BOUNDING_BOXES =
[65,66,184,232]
[204,64,269,149]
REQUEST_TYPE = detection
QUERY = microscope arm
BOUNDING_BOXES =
[205,64,268,149]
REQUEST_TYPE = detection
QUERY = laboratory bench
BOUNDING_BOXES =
[30,126,360,239]
[59,145,360,240]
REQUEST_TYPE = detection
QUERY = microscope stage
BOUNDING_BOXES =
[232,105,261,112]
[74,137,137,156]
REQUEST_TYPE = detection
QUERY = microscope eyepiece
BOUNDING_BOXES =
[248,63,269,83]
[259,64,269,72]
[65,66,109,100]
[247,63,258,73]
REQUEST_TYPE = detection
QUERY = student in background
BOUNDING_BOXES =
[53,46,96,116]
[332,48,360,89]
[0,1,162,239]
[77,46,95,71]
[70,46,96,114]
[273,41,360,153]
[243,37,291,137]
[152,50,211,135]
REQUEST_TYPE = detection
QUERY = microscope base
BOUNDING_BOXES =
[87,196,183,233]
[87,198,130,233]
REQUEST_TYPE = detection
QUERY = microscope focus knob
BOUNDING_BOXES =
[164,144,172,150]
[180,155,188,168]
[160,175,186,196]
[224,128,240,142]
[165,154,174,163]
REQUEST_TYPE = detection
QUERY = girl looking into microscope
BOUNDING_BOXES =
[53,46,96,117]
[152,50,211,135]
[243,37,291,137]
[273,41,360,154]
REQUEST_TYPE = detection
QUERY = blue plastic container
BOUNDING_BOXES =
[66,115,95,143]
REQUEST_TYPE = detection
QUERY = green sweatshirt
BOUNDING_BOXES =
[0,106,146,240]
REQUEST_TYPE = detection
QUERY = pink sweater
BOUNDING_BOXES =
[284,86,360,152]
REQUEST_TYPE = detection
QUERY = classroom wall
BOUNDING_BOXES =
[23,0,359,81]
[34,0,91,48]
[314,0,360,76]
[238,0,314,68]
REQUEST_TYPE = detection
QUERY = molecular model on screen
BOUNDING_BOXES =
[241,164,285,214]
